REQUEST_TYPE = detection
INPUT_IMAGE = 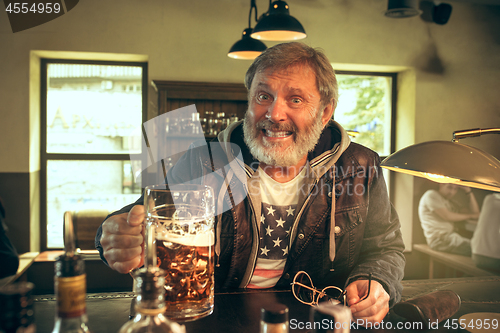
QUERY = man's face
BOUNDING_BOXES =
[243,65,333,167]
[439,184,459,199]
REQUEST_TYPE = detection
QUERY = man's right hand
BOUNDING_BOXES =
[100,205,145,274]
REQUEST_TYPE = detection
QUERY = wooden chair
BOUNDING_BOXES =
[69,209,110,251]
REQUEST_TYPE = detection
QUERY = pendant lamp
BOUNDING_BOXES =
[251,0,306,41]
[228,0,267,60]
[385,0,422,18]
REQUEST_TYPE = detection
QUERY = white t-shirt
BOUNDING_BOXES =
[471,193,500,259]
[418,190,456,246]
[247,166,306,289]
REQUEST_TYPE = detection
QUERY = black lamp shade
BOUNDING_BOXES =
[251,1,306,41]
[228,28,267,60]
[385,0,422,18]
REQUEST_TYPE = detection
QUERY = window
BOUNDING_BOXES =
[335,72,396,158]
[41,60,147,249]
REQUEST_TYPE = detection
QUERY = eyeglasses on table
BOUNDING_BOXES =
[291,271,372,307]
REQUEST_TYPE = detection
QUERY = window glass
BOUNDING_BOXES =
[46,64,142,154]
[46,160,141,248]
[43,62,145,249]
[335,74,393,156]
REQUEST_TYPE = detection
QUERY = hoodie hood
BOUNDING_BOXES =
[215,120,351,276]
[217,119,351,181]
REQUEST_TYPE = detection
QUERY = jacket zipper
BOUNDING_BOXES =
[239,191,260,288]
[289,178,319,249]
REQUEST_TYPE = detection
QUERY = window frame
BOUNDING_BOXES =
[40,58,148,251]
[335,70,398,199]
[335,70,397,159]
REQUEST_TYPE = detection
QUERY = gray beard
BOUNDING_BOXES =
[243,111,324,167]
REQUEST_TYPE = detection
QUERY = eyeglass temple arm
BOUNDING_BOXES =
[359,273,372,302]
[292,281,329,297]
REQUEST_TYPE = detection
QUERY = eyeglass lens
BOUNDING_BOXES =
[318,286,344,305]
[293,272,315,304]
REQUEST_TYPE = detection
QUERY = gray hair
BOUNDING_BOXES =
[244,42,338,110]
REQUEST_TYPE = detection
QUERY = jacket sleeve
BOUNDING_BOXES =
[0,205,19,279]
[345,156,406,308]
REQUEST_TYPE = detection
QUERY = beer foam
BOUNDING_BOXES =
[158,231,215,247]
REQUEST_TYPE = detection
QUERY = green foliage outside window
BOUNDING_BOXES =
[336,75,392,156]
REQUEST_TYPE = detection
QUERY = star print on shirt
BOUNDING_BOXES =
[276,218,286,228]
[257,203,296,260]
[260,246,270,256]
[266,225,274,236]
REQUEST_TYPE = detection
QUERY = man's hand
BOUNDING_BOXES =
[100,205,145,274]
[345,279,390,325]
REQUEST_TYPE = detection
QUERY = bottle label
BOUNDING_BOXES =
[55,274,87,318]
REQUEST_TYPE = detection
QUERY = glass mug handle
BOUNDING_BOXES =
[145,219,157,269]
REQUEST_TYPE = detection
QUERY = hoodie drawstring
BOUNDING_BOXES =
[329,169,336,270]
[215,168,234,267]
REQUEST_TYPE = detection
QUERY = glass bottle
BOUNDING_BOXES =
[51,251,91,333]
[310,302,352,333]
[119,268,177,333]
[0,281,36,333]
[260,304,289,333]
[52,211,91,333]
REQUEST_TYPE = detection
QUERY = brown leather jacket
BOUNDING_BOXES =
[96,121,405,307]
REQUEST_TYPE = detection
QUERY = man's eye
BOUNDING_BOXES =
[257,93,270,101]
[291,98,302,104]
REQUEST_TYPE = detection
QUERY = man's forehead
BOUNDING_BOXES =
[251,64,316,90]
[257,64,312,78]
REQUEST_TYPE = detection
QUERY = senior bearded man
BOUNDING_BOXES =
[96,42,405,324]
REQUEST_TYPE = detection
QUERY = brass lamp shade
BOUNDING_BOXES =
[251,0,306,41]
[381,141,500,192]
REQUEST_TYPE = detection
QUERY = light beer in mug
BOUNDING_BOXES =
[155,215,214,321]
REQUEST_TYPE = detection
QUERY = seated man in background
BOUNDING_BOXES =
[471,193,500,271]
[96,42,405,324]
[418,184,479,256]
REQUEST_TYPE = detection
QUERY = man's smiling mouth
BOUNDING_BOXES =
[263,129,293,138]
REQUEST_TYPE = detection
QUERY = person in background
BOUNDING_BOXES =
[418,184,480,256]
[0,197,19,279]
[471,193,500,272]
[95,42,405,325]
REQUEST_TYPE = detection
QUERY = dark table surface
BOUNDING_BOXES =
[34,276,500,332]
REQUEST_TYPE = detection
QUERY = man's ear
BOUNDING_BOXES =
[320,102,334,127]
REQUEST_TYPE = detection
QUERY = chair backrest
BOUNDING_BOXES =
[71,209,110,250]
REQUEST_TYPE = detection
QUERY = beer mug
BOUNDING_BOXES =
[144,184,215,321]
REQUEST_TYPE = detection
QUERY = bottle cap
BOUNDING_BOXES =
[55,252,85,277]
[261,303,289,323]
[133,267,165,301]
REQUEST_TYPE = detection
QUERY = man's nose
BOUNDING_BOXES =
[266,100,288,123]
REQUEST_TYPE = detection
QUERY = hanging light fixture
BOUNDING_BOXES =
[385,0,422,18]
[251,0,306,41]
[381,128,500,192]
[228,0,268,60]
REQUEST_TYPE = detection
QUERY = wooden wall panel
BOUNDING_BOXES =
[152,81,248,170]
